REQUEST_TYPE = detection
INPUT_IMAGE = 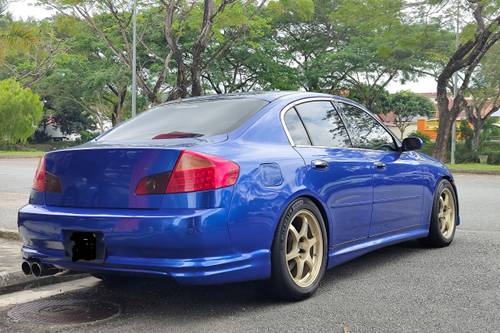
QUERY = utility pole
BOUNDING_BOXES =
[131,0,137,118]
[450,0,460,164]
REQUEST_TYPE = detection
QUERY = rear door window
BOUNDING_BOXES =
[283,109,311,145]
[99,98,269,141]
[295,101,351,148]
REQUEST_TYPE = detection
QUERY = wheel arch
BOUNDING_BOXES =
[437,175,460,226]
[301,195,330,245]
[275,191,331,248]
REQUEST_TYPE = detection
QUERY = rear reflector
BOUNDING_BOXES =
[32,157,62,192]
[135,172,171,195]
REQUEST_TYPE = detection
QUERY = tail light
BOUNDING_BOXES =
[32,157,46,192]
[134,150,239,195]
[32,156,62,193]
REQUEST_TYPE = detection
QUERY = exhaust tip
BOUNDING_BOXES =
[31,262,42,277]
[21,261,31,275]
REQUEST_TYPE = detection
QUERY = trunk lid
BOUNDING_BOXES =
[44,146,182,209]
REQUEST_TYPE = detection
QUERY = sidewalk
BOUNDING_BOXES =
[0,238,86,294]
[0,238,22,281]
[0,238,36,293]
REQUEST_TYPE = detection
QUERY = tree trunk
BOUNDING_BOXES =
[471,119,482,154]
[112,87,127,126]
[191,56,203,96]
[433,112,454,162]
[471,128,481,154]
[431,3,500,161]
[168,63,188,100]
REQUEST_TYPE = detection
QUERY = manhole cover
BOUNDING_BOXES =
[8,299,120,325]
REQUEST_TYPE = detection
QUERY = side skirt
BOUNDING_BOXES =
[327,226,429,269]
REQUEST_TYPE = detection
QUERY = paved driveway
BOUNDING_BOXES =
[0,158,499,332]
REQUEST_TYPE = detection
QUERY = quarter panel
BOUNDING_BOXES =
[210,142,306,254]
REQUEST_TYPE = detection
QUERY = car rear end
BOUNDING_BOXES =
[18,97,271,284]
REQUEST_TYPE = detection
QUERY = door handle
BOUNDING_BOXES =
[374,161,386,169]
[312,160,329,170]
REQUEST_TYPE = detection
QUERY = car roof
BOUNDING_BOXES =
[166,91,353,103]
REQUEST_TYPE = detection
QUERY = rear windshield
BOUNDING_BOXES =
[99,98,269,141]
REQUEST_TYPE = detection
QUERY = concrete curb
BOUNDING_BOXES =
[0,270,89,295]
[0,229,19,241]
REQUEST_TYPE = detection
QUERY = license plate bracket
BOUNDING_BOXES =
[63,231,105,262]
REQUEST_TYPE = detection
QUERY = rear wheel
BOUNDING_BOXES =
[421,179,457,247]
[271,198,327,301]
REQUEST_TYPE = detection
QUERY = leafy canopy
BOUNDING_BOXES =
[389,91,435,138]
[0,78,44,144]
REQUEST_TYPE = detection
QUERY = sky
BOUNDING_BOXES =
[7,0,437,94]
[8,1,53,20]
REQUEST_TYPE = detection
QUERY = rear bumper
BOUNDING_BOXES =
[18,204,270,285]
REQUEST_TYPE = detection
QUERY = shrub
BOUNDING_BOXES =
[0,79,44,144]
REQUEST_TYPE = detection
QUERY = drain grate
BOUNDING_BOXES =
[8,299,120,325]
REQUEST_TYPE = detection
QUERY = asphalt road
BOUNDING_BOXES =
[0,158,499,332]
[0,158,38,230]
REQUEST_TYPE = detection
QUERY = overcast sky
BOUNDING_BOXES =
[7,0,437,94]
[8,1,53,20]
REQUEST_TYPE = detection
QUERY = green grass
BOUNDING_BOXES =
[447,163,500,172]
[0,150,44,157]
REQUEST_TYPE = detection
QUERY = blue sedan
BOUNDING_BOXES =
[18,92,459,300]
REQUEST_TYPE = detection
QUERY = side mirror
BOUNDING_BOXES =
[402,137,423,151]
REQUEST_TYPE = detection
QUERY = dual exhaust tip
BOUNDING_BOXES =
[21,260,60,278]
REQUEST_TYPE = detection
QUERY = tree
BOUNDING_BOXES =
[0,17,65,87]
[464,44,500,154]
[202,6,298,93]
[164,0,267,98]
[34,16,132,130]
[347,84,391,115]
[42,0,266,102]
[40,0,171,104]
[0,6,40,65]
[330,0,453,102]
[388,91,435,139]
[0,78,43,144]
[432,0,500,161]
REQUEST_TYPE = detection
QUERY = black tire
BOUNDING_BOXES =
[91,273,123,283]
[270,197,328,301]
[420,179,457,247]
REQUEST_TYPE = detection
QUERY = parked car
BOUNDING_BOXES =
[18,92,459,300]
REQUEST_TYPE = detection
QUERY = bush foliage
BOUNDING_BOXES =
[0,78,43,144]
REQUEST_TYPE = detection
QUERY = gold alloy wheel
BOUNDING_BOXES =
[285,209,323,288]
[438,188,456,240]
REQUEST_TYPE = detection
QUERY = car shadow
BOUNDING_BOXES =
[96,240,425,311]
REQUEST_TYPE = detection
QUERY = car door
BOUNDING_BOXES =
[282,100,374,246]
[336,101,426,236]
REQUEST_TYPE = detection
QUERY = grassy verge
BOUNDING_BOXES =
[447,163,500,172]
[0,150,44,158]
